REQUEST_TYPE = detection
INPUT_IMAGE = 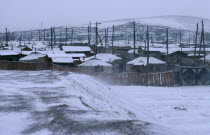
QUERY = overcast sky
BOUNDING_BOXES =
[0,0,210,31]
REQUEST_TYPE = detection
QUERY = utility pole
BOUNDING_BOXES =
[194,23,199,63]
[151,34,153,46]
[5,28,8,46]
[50,27,53,50]
[88,26,90,46]
[31,32,33,41]
[112,25,115,54]
[105,28,107,48]
[202,20,206,64]
[144,40,147,57]
[38,30,41,41]
[47,31,49,42]
[95,22,98,46]
[133,21,136,58]
[59,30,62,44]
[53,27,56,45]
[107,28,109,47]
[71,29,74,45]
[146,27,150,87]
[66,27,68,45]
[180,32,182,52]
[198,21,204,62]
[90,22,92,45]
[166,28,169,63]
[44,29,46,41]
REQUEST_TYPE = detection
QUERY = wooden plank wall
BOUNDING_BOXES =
[0,62,174,86]
[0,60,50,71]
[52,65,175,86]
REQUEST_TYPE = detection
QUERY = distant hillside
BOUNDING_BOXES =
[100,15,210,32]
[2,16,210,43]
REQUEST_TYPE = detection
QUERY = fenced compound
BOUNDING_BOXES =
[0,60,50,71]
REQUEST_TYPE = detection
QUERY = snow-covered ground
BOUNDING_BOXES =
[111,86,210,135]
[0,70,148,135]
[0,70,210,135]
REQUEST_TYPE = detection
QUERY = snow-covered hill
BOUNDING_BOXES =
[100,15,210,32]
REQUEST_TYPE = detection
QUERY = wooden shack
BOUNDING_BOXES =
[0,50,20,61]
[78,58,112,73]
[52,57,75,67]
[62,46,92,57]
[126,57,166,73]
[86,53,123,72]
[19,52,50,63]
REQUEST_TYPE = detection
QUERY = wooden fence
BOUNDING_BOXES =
[0,62,174,86]
[91,72,174,86]
[52,64,175,86]
[0,60,50,71]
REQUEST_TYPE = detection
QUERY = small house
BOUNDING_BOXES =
[52,57,75,67]
[86,53,123,72]
[0,50,20,61]
[78,58,112,73]
[21,46,32,51]
[19,52,50,63]
[62,46,92,57]
[126,57,166,73]
[166,51,189,64]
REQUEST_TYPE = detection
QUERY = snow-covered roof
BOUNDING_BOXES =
[37,51,66,55]
[62,46,91,52]
[127,57,166,66]
[128,49,138,54]
[86,53,121,63]
[19,53,46,61]
[0,50,20,56]
[21,51,33,55]
[79,58,112,67]
[48,53,85,58]
[188,54,204,56]
[52,57,74,63]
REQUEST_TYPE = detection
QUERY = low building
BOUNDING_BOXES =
[62,46,92,57]
[21,46,32,51]
[48,53,86,66]
[78,58,112,73]
[126,57,166,73]
[52,57,75,67]
[19,52,50,63]
[166,51,189,64]
[86,53,123,72]
[0,50,20,61]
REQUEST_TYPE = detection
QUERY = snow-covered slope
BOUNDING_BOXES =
[101,15,210,31]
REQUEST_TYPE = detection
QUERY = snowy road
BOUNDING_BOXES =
[0,71,149,135]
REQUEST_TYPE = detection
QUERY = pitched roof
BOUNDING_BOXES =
[62,46,91,52]
[86,53,121,63]
[52,57,74,63]
[79,58,111,67]
[0,50,20,56]
[48,53,85,58]
[19,53,46,61]
[127,57,166,66]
